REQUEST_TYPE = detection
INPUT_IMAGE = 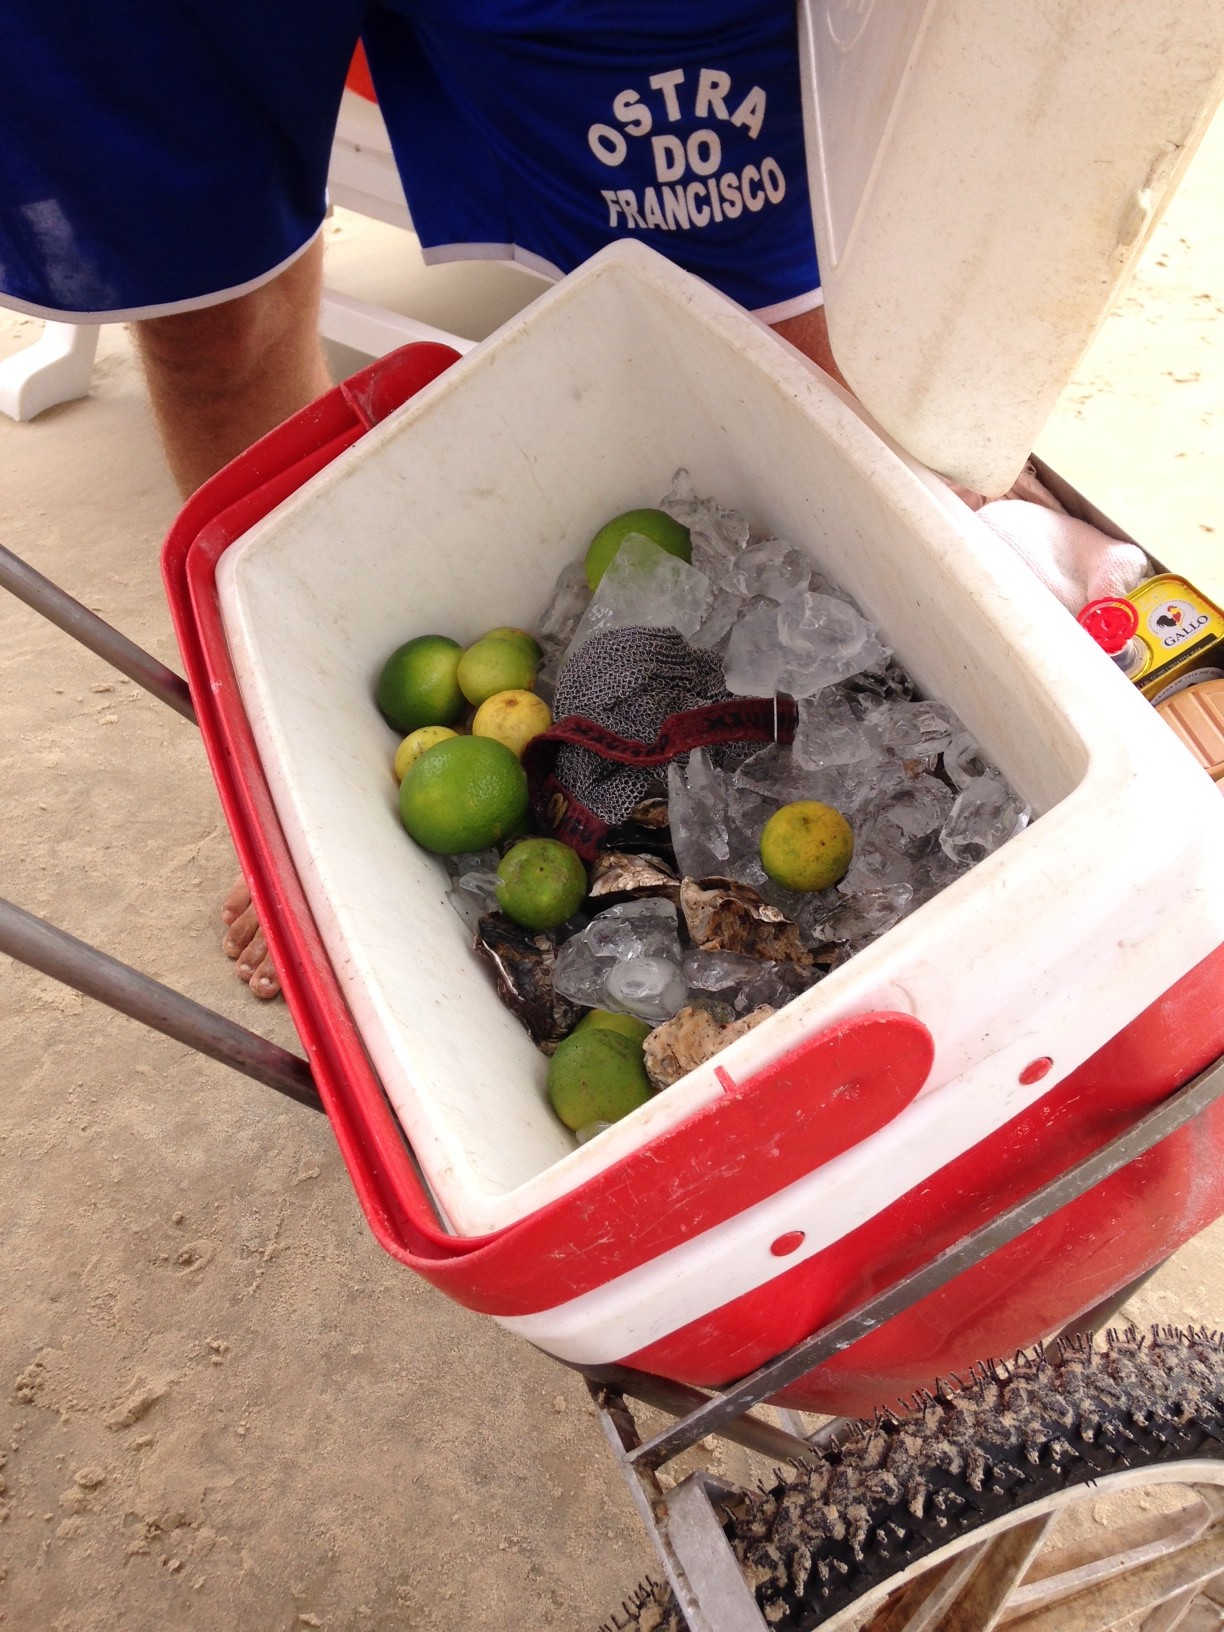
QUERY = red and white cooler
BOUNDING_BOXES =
[163,1,1224,1416]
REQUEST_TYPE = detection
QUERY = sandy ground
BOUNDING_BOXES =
[1,108,1222,1632]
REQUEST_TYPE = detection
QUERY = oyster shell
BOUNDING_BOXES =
[643,1004,775,1090]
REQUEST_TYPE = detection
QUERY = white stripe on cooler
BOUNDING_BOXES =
[495,1039,1060,1366]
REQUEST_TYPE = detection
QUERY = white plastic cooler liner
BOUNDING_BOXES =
[218,243,1224,1240]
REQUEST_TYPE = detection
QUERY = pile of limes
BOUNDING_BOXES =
[376,620,593,935]
[377,626,545,841]
[370,504,858,1146]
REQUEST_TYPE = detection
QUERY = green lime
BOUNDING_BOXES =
[399,735,529,855]
[496,838,587,931]
[376,635,464,735]
[584,508,692,589]
[482,626,544,667]
[457,636,537,707]
[575,1010,653,1046]
[547,1029,653,1131]
[759,801,854,892]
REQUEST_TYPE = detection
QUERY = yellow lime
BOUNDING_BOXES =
[472,689,553,758]
[575,1010,653,1046]
[759,801,854,892]
[399,735,529,855]
[393,726,458,783]
[495,838,587,931]
[547,1029,652,1131]
[457,636,537,707]
[584,508,692,590]
[376,635,464,734]
[482,626,544,667]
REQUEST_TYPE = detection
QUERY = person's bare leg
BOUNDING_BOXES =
[136,236,331,998]
[770,302,850,391]
[135,235,331,496]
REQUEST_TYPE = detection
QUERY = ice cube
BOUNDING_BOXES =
[816,883,915,943]
[536,561,592,654]
[725,783,778,866]
[792,690,876,770]
[585,897,682,961]
[552,933,613,1008]
[777,592,891,696]
[862,700,960,759]
[841,662,918,713]
[939,772,1031,865]
[839,774,952,896]
[682,948,768,994]
[444,849,501,879]
[445,867,502,931]
[567,900,684,977]
[839,839,913,894]
[668,749,732,881]
[585,917,646,960]
[835,753,916,813]
[659,468,751,574]
[733,744,835,805]
[722,598,787,695]
[567,536,713,656]
[732,960,821,1015]
[944,730,991,790]
[725,539,812,602]
[808,571,864,612]
[683,947,814,1015]
[604,955,689,1022]
[736,738,897,818]
[909,847,972,906]
[858,775,956,855]
[690,588,746,652]
[723,853,772,892]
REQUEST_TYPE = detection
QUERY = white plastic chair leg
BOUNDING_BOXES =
[0,322,101,421]
[319,289,475,359]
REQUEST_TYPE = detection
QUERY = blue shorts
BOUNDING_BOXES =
[0,1,821,325]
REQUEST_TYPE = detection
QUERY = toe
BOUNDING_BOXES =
[234,928,269,980]
[222,876,251,927]
[248,952,281,1002]
[223,904,260,961]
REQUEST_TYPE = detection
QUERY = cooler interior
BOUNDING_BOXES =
[216,245,1222,1237]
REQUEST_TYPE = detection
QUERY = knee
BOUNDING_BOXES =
[136,285,294,395]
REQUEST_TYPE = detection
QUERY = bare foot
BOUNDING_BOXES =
[221,878,281,1000]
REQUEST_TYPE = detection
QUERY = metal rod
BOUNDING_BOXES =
[663,1476,771,1632]
[0,897,321,1110]
[629,1049,1224,1470]
[578,1364,813,1464]
[0,541,196,722]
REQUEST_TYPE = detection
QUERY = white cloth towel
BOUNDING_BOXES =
[975,499,1149,612]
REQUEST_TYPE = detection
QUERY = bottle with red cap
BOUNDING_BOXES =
[1077,597,1146,677]
[1077,575,1224,702]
